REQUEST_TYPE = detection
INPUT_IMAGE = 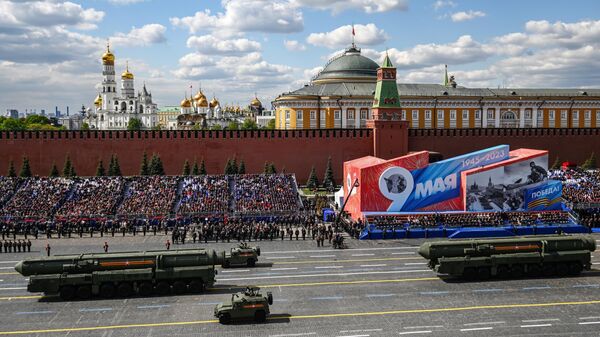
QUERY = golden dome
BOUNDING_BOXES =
[210,97,220,108]
[197,97,208,107]
[251,97,262,107]
[180,97,192,108]
[193,90,206,102]
[121,61,134,80]
[102,42,115,65]
[94,94,102,107]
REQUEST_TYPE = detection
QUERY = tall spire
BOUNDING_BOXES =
[444,64,449,87]
[351,23,356,48]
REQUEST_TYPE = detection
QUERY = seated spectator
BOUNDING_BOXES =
[56,177,125,218]
[117,176,179,217]
[178,175,229,215]
[1,178,73,218]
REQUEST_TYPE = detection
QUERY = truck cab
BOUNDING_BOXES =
[214,286,272,324]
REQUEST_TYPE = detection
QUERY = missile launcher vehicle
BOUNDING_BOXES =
[214,286,273,324]
[14,248,225,300]
[418,234,596,280]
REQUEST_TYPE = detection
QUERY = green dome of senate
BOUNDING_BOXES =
[312,46,379,84]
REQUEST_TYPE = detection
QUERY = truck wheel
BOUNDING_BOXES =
[556,263,568,277]
[254,310,266,323]
[100,283,115,298]
[247,259,256,267]
[59,286,76,301]
[173,281,187,295]
[156,282,170,296]
[117,282,133,297]
[223,260,230,268]
[189,280,205,293]
[138,282,153,297]
[219,314,231,324]
[568,262,583,276]
[477,267,490,280]
[76,285,92,300]
[496,265,509,279]
[510,264,524,279]
[542,263,556,277]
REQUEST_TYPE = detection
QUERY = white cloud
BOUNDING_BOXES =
[450,10,486,22]
[186,35,261,55]
[284,39,306,51]
[170,0,303,36]
[108,0,146,5]
[292,0,408,14]
[0,0,104,30]
[307,23,388,49]
[432,0,456,11]
[110,24,167,47]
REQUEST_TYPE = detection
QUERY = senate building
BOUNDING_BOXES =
[273,44,600,129]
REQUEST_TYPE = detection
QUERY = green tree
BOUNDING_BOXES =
[263,161,270,174]
[69,165,77,177]
[49,162,59,177]
[224,159,232,175]
[322,156,336,189]
[108,154,122,176]
[150,154,165,175]
[19,156,32,177]
[241,119,258,130]
[62,155,74,177]
[227,121,240,130]
[268,162,277,174]
[192,159,199,175]
[81,122,90,131]
[127,118,143,131]
[265,119,276,130]
[151,125,163,131]
[182,160,191,176]
[210,124,222,130]
[306,166,319,189]
[550,156,561,170]
[96,160,106,176]
[587,152,597,169]
[25,115,51,125]
[140,151,150,176]
[231,157,238,174]
[238,160,246,174]
[6,160,16,177]
[2,118,26,131]
[199,159,207,175]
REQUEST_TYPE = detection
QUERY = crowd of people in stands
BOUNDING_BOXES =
[550,169,600,204]
[0,177,19,205]
[117,176,179,217]
[1,178,73,218]
[56,177,125,218]
[367,211,573,229]
[177,175,229,215]
[232,174,300,214]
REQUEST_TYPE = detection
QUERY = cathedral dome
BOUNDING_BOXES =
[121,62,134,80]
[312,46,379,84]
[250,97,262,107]
[210,97,220,108]
[194,90,206,102]
[94,94,102,107]
[180,98,192,108]
[197,97,208,107]
[102,43,115,65]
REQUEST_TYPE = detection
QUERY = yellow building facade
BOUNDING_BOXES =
[274,47,600,129]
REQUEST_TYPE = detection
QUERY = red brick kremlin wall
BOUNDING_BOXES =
[0,127,598,183]
[0,129,375,183]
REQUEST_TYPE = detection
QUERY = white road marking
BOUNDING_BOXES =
[340,329,382,333]
[403,326,443,329]
[398,331,432,335]
[579,321,600,325]
[271,268,298,271]
[218,269,430,281]
[309,255,336,258]
[137,305,170,309]
[266,256,297,259]
[0,261,18,264]
[360,264,387,267]
[15,311,54,315]
[460,327,493,332]
[463,321,505,326]
[79,307,113,312]
[472,288,503,293]
[520,324,552,328]
[311,296,343,300]
[314,266,343,269]
[220,269,250,273]
[351,254,375,257]
[522,286,551,290]
[262,247,418,254]
[269,333,316,337]
[420,291,449,295]
[0,267,15,270]
[365,293,394,297]
[0,287,26,290]
[522,318,560,323]
[405,263,426,265]
[580,316,600,320]
[392,252,415,255]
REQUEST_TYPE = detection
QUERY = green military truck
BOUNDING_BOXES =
[418,234,596,280]
[15,248,224,300]
[223,242,260,268]
[214,286,273,324]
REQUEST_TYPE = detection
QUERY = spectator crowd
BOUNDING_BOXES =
[550,169,600,204]
[177,175,229,215]
[233,174,300,214]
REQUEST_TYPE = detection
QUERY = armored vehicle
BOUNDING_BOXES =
[223,242,260,267]
[418,234,596,280]
[15,248,224,300]
[214,286,273,324]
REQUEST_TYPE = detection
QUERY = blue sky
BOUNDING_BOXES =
[1,0,600,113]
